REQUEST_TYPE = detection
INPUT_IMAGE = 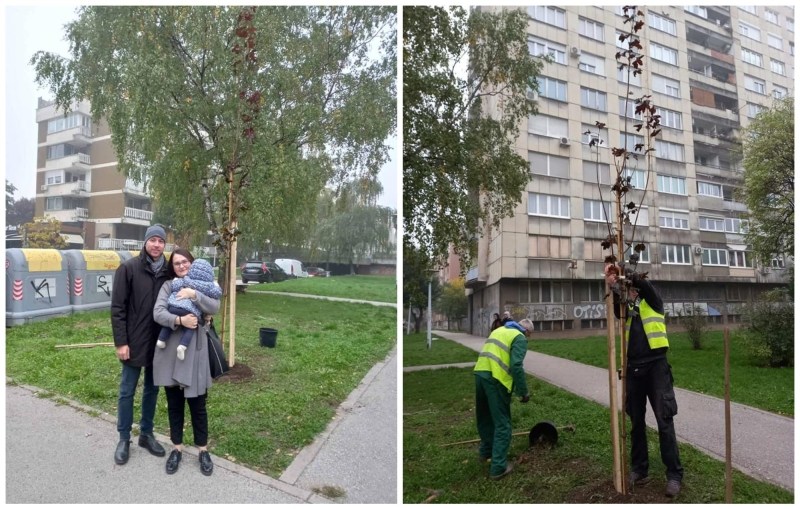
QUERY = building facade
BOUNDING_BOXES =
[466,6,794,336]
[34,98,155,250]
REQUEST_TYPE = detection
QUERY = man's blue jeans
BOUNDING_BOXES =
[117,363,159,440]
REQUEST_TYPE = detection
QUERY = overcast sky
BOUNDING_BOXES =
[2,5,398,209]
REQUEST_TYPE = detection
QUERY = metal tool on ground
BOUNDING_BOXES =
[55,342,114,349]
[439,422,575,448]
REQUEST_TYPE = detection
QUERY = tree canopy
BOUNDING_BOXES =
[32,6,396,264]
[738,96,794,266]
[403,6,545,266]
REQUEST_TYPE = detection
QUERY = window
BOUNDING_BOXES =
[739,6,757,14]
[519,280,573,303]
[628,206,650,228]
[578,53,605,76]
[657,175,686,195]
[729,251,753,268]
[787,18,794,32]
[45,171,64,185]
[697,181,722,197]
[648,12,677,35]
[767,33,783,50]
[746,102,767,118]
[528,6,566,28]
[528,114,568,137]
[584,200,611,222]
[744,75,766,94]
[624,169,647,189]
[725,218,748,234]
[650,43,678,65]
[45,197,63,210]
[46,112,90,134]
[771,256,786,268]
[619,98,643,120]
[617,65,642,87]
[529,152,570,178]
[528,36,567,65]
[661,244,692,264]
[739,22,761,41]
[528,193,570,218]
[657,108,683,130]
[699,216,725,232]
[655,140,684,161]
[46,144,81,160]
[765,9,779,24]
[684,6,707,18]
[702,248,729,266]
[741,48,763,67]
[579,17,604,41]
[582,161,610,184]
[581,123,608,146]
[773,86,788,99]
[539,76,568,101]
[580,87,606,111]
[659,209,689,229]
[770,59,786,76]
[791,42,795,56]
[653,74,681,98]
[624,243,651,263]
[620,133,645,152]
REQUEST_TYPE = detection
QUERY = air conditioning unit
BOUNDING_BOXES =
[694,246,703,255]
[559,136,571,146]
[570,46,581,57]
[40,185,47,191]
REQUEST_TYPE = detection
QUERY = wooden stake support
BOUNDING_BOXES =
[605,285,623,493]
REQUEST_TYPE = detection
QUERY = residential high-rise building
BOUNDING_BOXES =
[35,98,155,250]
[466,6,794,336]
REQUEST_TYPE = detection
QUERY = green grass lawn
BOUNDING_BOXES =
[528,331,793,416]
[6,291,395,477]
[403,332,477,367]
[404,367,793,504]
[249,274,396,303]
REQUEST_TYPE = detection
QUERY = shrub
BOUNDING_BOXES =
[737,288,794,367]
[679,306,709,350]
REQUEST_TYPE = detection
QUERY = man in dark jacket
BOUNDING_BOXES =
[605,264,683,497]
[111,224,170,465]
[474,318,533,480]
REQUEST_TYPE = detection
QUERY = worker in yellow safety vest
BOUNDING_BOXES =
[474,317,533,480]
[605,264,684,498]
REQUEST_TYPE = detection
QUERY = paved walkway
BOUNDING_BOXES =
[6,347,397,504]
[243,285,396,308]
[424,330,794,492]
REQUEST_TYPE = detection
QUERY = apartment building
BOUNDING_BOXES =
[466,6,794,336]
[35,98,156,250]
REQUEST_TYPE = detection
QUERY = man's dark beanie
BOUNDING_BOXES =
[144,224,166,243]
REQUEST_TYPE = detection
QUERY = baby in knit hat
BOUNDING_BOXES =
[157,259,222,360]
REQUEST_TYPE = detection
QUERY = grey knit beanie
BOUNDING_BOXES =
[144,224,166,243]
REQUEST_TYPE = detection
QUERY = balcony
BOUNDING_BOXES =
[124,179,149,196]
[465,266,486,289]
[41,180,89,197]
[45,125,92,148]
[97,237,175,251]
[42,208,88,224]
[122,207,154,225]
[44,152,90,171]
[74,207,89,220]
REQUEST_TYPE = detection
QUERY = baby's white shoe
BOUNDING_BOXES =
[177,345,187,360]
[156,339,166,349]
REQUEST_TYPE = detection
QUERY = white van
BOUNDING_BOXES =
[275,258,307,278]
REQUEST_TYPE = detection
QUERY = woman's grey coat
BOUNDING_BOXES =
[153,280,220,397]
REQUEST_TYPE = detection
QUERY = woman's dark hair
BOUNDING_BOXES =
[167,248,195,279]
[493,313,500,320]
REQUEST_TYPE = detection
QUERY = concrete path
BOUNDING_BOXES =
[241,284,396,308]
[427,330,794,492]
[5,349,397,504]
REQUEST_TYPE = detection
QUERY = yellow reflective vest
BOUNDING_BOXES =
[474,326,520,392]
[626,298,669,350]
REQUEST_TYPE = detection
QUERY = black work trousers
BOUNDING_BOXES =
[164,386,208,447]
[625,357,684,481]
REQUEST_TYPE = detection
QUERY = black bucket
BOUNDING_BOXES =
[259,328,278,348]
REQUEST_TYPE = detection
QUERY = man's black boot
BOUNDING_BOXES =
[138,433,166,457]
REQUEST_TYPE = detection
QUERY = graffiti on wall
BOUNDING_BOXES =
[572,303,607,319]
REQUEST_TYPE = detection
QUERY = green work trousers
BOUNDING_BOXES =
[475,373,512,476]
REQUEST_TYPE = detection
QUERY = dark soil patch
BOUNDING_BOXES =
[215,363,255,383]
[566,478,674,504]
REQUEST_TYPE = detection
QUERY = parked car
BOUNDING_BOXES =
[275,258,308,278]
[306,266,329,277]
[241,261,288,283]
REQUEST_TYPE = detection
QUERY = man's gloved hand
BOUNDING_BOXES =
[520,394,530,403]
